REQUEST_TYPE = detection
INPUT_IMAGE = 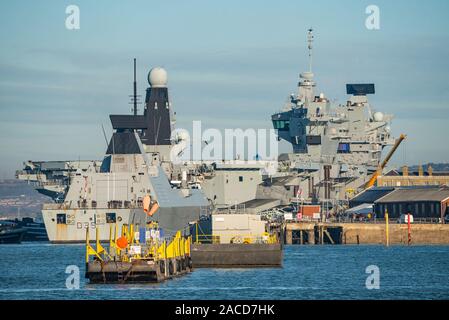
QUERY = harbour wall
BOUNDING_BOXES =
[284,222,449,245]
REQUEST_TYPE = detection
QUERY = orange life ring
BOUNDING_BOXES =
[116,236,128,249]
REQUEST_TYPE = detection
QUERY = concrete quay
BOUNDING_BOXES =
[284,222,449,245]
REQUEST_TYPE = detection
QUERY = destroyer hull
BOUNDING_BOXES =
[42,206,201,243]
[42,208,146,243]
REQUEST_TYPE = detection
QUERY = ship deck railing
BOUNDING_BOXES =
[193,224,279,245]
[331,217,442,224]
[43,201,142,210]
[193,234,279,245]
[86,224,191,264]
[214,204,247,215]
[284,217,443,224]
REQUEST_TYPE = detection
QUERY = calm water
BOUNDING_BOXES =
[0,244,448,300]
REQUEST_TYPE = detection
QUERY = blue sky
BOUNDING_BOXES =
[1,0,449,177]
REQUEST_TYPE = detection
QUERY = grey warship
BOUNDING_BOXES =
[18,63,208,243]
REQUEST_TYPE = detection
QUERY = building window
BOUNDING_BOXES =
[56,213,66,225]
[106,212,116,224]
[239,176,243,182]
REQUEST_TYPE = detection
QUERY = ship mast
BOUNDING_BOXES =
[298,28,316,105]
[307,28,314,73]
[133,58,137,116]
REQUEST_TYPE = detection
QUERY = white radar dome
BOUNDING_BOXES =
[148,67,168,87]
[300,72,314,80]
[373,112,384,122]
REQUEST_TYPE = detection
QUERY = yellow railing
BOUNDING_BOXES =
[85,224,191,264]
[86,223,279,265]
[194,231,279,244]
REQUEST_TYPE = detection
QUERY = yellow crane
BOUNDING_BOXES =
[365,134,407,189]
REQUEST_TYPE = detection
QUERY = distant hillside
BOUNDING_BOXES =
[0,179,48,219]
[408,163,449,172]
[0,179,40,197]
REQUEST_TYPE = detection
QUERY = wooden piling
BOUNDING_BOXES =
[308,230,315,245]
[286,229,293,245]
[385,209,390,247]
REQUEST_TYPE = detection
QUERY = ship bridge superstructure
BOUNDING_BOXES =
[272,29,394,171]
[267,29,397,208]
[272,82,395,168]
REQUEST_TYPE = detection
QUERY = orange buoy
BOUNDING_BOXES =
[116,236,128,249]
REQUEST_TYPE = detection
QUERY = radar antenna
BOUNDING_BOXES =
[307,28,314,73]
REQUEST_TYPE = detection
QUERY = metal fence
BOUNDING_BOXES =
[331,217,442,224]
[282,217,443,224]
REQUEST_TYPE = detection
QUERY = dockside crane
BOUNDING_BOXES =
[364,134,407,189]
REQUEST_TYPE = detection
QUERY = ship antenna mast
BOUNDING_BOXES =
[133,58,137,116]
[307,28,314,73]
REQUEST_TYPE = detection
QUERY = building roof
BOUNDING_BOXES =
[346,203,373,215]
[384,169,400,176]
[375,187,449,203]
[349,187,395,206]
[431,172,449,177]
